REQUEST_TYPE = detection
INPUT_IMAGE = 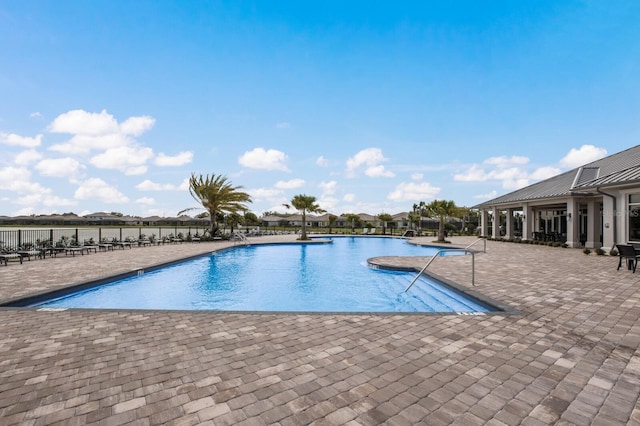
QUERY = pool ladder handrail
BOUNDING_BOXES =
[405,239,485,292]
[232,232,250,245]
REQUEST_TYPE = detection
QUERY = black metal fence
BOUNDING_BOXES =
[0,226,209,249]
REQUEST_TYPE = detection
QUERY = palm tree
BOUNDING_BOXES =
[423,199,459,242]
[179,173,252,235]
[283,194,325,240]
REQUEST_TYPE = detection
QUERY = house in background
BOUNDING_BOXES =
[474,145,640,250]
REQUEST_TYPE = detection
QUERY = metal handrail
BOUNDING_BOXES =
[464,237,486,253]
[231,232,250,245]
[405,248,476,292]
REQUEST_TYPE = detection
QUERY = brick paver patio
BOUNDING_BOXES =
[1,236,639,425]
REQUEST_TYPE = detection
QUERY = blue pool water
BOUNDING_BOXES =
[35,237,491,313]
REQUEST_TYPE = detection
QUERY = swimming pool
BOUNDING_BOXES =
[33,237,492,313]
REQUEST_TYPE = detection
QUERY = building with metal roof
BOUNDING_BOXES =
[474,145,640,249]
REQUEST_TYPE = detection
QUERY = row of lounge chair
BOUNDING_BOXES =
[0,236,195,266]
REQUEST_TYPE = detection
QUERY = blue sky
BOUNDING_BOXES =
[1,1,639,218]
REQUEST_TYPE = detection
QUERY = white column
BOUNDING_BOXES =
[480,210,489,237]
[492,207,500,239]
[586,200,598,248]
[522,204,532,240]
[566,198,580,248]
[602,197,615,250]
[505,208,513,239]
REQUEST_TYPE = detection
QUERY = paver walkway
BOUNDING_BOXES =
[1,236,639,425]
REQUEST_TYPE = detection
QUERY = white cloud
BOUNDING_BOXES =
[411,173,423,181]
[49,109,119,135]
[135,197,155,205]
[318,180,337,195]
[387,181,441,201]
[364,164,395,178]
[346,148,394,178]
[49,133,133,154]
[454,155,536,189]
[453,165,488,182]
[238,148,290,172]
[90,146,154,175]
[35,157,83,180]
[120,115,155,136]
[75,178,129,203]
[15,193,76,207]
[317,196,339,211]
[559,145,607,169]
[14,149,43,165]
[0,132,42,148]
[154,151,193,167]
[248,188,283,199]
[473,190,498,200]
[484,155,529,167]
[530,166,561,180]
[275,122,291,129]
[275,179,305,189]
[30,112,42,118]
[488,167,529,189]
[136,179,188,191]
[343,193,355,202]
[0,166,51,194]
[316,156,328,167]
[47,109,155,155]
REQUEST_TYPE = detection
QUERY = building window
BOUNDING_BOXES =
[628,194,640,241]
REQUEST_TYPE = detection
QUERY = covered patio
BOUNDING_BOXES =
[475,145,640,250]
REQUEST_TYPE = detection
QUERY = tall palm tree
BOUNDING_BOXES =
[423,199,459,242]
[283,194,325,240]
[179,173,252,235]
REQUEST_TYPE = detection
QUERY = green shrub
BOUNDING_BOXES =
[583,248,592,255]
[609,248,618,256]
[595,248,606,256]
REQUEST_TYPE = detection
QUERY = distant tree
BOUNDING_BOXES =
[423,200,460,242]
[283,194,325,240]
[343,213,361,233]
[328,214,338,234]
[110,212,124,217]
[195,212,209,219]
[377,213,393,235]
[243,211,260,226]
[408,212,421,232]
[225,212,243,233]
[179,173,252,235]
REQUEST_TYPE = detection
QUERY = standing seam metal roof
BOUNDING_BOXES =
[474,145,640,208]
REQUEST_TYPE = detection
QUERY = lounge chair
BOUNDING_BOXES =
[616,244,640,272]
[17,247,42,261]
[64,246,85,256]
[0,252,23,265]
